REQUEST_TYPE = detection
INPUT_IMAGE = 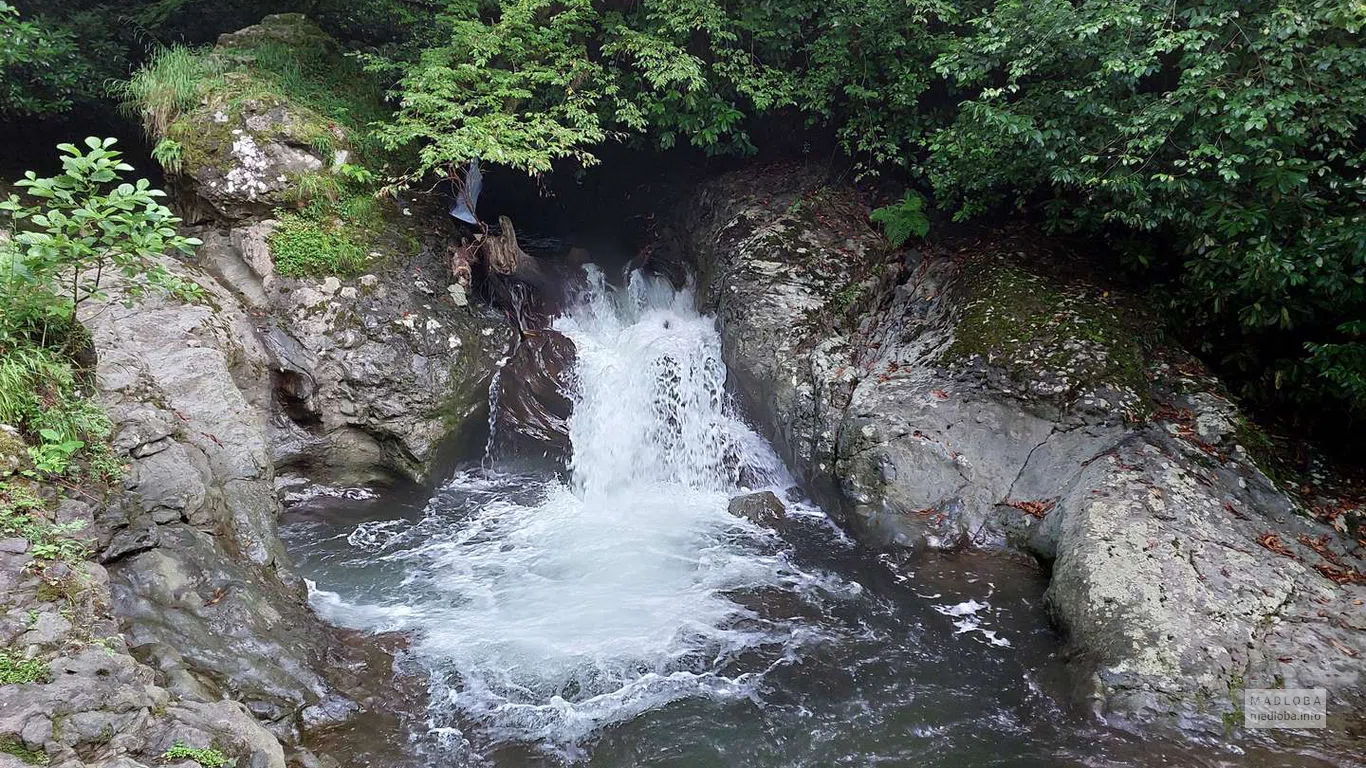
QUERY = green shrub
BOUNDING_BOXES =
[0,1,88,117]
[1,139,196,480]
[269,213,368,278]
[161,743,231,768]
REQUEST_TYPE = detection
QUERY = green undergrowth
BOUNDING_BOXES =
[0,481,89,564]
[269,211,369,278]
[0,737,47,764]
[162,743,231,768]
[0,344,122,481]
[0,649,48,685]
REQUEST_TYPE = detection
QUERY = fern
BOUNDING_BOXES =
[869,192,929,248]
[151,138,184,174]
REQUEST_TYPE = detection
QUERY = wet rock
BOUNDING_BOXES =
[193,218,512,486]
[74,255,413,756]
[727,492,785,527]
[682,163,1366,728]
[492,331,577,462]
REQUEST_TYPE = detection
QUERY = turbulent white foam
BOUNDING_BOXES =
[313,269,834,756]
[934,599,1012,648]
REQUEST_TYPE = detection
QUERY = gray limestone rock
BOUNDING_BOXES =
[680,164,1366,728]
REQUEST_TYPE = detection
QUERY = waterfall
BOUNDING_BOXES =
[305,269,831,757]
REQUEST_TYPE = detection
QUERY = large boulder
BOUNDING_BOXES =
[153,14,363,221]
[151,15,515,484]
[194,221,513,485]
[680,163,1366,728]
[78,257,405,747]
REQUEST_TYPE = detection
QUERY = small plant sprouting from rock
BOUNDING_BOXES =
[161,743,231,768]
[0,737,47,765]
[0,650,48,685]
[0,481,89,565]
[869,192,929,248]
[151,138,185,174]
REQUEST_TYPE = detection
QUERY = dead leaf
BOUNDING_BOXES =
[1006,499,1057,519]
[1258,533,1298,559]
[1327,638,1360,658]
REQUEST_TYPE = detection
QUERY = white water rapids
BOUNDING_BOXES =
[308,270,852,757]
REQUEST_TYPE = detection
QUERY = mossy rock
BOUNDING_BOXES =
[139,14,388,220]
[942,256,1152,418]
[215,13,336,52]
[0,426,27,476]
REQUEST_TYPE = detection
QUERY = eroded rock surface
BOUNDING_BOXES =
[680,163,1366,729]
[69,261,406,756]
[195,222,513,485]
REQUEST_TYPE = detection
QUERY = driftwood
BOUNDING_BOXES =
[447,238,478,288]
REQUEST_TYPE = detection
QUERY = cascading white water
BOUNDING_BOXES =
[310,269,844,758]
[286,267,1305,768]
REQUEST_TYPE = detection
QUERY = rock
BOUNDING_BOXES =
[491,331,577,462]
[680,163,1366,727]
[0,425,25,476]
[727,492,785,527]
[77,255,411,751]
[150,15,350,221]
[0,539,27,554]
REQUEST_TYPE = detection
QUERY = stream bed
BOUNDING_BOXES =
[280,270,1342,767]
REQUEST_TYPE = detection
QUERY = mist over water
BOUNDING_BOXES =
[283,270,1333,766]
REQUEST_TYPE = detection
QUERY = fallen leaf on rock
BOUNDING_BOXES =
[1006,499,1056,519]
[1315,562,1366,586]
[1328,638,1359,658]
[1258,533,1298,559]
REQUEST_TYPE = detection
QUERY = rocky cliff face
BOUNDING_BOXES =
[194,220,512,487]
[0,15,510,768]
[679,164,1366,731]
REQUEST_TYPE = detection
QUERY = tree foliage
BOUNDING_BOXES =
[0,1,89,116]
[927,0,1366,424]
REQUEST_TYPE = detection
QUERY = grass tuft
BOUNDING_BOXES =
[113,45,226,136]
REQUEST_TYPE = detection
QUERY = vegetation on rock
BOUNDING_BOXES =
[0,649,47,685]
[161,743,231,768]
[1,138,196,480]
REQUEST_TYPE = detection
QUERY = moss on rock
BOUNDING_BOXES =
[124,14,391,220]
[943,257,1152,416]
